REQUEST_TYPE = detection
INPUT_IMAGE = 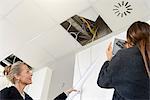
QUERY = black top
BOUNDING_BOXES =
[54,92,67,100]
[97,46,149,100]
[0,86,33,100]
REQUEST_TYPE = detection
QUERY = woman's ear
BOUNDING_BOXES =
[14,74,20,80]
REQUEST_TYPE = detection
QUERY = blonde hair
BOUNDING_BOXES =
[3,61,32,84]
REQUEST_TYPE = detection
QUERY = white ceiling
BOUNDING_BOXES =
[0,0,149,69]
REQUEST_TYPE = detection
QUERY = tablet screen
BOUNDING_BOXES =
[113,38,126,55]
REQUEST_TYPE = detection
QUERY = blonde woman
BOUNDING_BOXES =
[0,61,33,100]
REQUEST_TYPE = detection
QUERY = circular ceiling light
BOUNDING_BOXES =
[113,1,133,18]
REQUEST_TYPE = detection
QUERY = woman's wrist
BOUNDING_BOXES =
[64,91,69,96]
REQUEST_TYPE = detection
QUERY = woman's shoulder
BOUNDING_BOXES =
[0,86,15,94]
[0,87,10,97]
[0,86,24,99]
[117,46,140,55]
[25,92,33,100]
[0,87,7,92]
[113,46,141,61]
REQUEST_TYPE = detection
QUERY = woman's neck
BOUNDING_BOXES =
[15,83,26,94]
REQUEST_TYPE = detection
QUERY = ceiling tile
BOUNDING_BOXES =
[15,41,55,68]
[34,0,91,23]
[93,0,150,32]
[0,19,23,51]
[0,18,42,52]
[0,18,51,62]
[0,16,2,20]
[0,48,12,61]
[0,0,23,16]
[144,0,150,10]
[32,25,81,59]
[78,7,99,21]
[6,0,56,34]
[88,0,97,3]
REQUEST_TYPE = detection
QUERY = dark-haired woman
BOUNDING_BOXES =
[97,21,150,100]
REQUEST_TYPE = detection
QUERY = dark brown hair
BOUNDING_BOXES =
[127,21,150,77]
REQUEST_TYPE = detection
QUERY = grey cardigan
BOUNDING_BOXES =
[97,46,149,100]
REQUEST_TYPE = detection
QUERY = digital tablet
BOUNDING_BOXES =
[113,38,126,55]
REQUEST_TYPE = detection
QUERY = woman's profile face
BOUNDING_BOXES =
[18,64,32,85]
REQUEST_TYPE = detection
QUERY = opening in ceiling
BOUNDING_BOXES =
[61,15,112,46]
[0,54,31,77]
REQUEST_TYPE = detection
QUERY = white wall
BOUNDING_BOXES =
[0,76,12,91]
[48,54,75,100]
[25,67,52,100]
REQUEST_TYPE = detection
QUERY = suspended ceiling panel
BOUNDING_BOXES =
[33,0,91,23]
[15,40,55,69]
[0,48,12,61]
[88,0,97,3]
[0,0,23,16]
[0,16,2,20]
[0,19,34,55]
[144,0,150,10]
[93,0,150,32]
[31,25,81,59]
[0,0,149,69]
[78,7,99,22]
[6,0,56,35]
